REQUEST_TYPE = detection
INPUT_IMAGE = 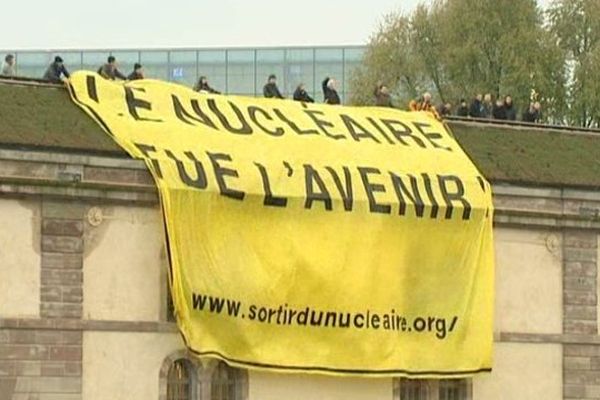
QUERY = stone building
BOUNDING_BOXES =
[0,79,599,400]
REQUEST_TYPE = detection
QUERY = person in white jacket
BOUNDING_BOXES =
[1,54,15,77]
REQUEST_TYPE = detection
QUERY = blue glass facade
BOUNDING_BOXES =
[4,46,365,102]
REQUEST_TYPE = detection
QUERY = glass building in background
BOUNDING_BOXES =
[5,46,366,103]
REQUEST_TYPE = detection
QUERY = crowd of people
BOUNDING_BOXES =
[2,54,73,82]
[0,52,543,124]
[259,73,341,104]
[0,53,342,105]
[0,54,146,84]
[409,91,542,124]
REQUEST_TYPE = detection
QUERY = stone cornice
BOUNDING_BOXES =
[0,147,598,230]
[3,317,598,346]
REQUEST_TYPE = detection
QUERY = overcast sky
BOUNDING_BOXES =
[1,0,551,50]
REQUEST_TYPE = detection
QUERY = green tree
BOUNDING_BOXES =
[409,2,451,101]
[349,13,426,107]
[351,0,567,122]
[548,0,600,126]
[444,0,527,95]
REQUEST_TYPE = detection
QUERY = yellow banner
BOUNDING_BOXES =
[68,71,494,377]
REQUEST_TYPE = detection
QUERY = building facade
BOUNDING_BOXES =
[1,46,365,101]
[0,81,599,400]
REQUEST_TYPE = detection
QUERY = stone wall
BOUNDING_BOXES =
[0,199,85,399]
[0,147,599,400]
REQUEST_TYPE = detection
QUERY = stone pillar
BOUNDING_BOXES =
[40,200,84,319]
[563,230,599,399]
[0,200,84,400]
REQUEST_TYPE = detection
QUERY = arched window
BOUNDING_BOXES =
[167,359,194,400]
[210,361,241,400]
[160,352,247,400]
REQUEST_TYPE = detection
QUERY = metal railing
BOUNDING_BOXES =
[446,115,600,136]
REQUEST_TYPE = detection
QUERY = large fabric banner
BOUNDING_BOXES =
[68,71,494,377]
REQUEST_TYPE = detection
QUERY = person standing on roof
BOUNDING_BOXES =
[42,56,70,83]
[263,74,284,99]
[456,99,469,117]
[127,63,145,81]
[293,83,314,103]
[504,95,517,121]
[482,93,493,118]
[1,54,15,77]
[469,94,484,118]
[322,77,341,105]
[409,92,440,119]
[194,76,221,94]
[98,56,127,80]
[522,102,542,123]
[374,84,393,107]
[492,98,506,120]
[436,102,452,117]
[409,92,434,112]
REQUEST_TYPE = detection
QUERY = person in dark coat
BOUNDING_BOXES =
[492,99,506,120]
[522,102,541,123]
[127,63,144,81]
[436,102,452,117]
[42,56,70,83]
[482,93,493,118]
[194,76,220,94]
[293,83,314,102]
[263,74,284,98]
[374,84,393,107]
[469,94,484,118]
[504,95,517,121]
[322,77,341,105]
[98,56,127,80]
[456,99,469,117]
